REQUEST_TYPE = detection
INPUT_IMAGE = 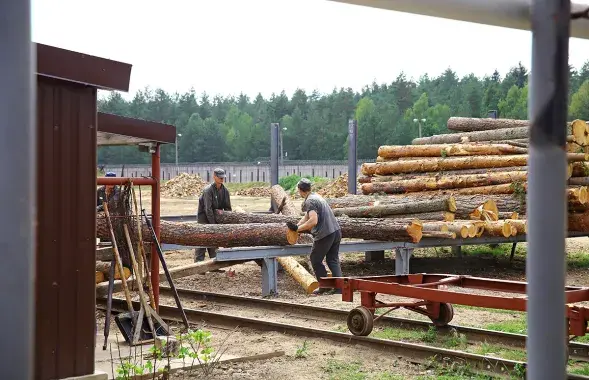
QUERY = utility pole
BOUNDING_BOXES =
[280,126,287,167]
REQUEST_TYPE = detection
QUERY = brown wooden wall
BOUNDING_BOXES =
[35,77,97,380]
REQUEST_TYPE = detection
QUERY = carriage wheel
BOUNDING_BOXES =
[347,306,374,336]
[430,303,454,327]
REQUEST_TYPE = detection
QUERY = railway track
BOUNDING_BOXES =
[97,287,589,379]
[156,286,589,362]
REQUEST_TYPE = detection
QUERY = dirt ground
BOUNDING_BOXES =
[99,192,589,379]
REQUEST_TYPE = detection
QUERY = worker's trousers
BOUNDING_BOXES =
[309,229,343,281]
[194,247,218,262]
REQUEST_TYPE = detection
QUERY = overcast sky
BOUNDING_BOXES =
[31,0,589,99]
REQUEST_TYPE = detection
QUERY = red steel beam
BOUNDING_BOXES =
[151,144,161,310]
[97,177,156,186]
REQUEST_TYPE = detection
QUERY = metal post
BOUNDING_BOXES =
[347,119,357,194]
[527,0,570,378]
[280,128,284,167]
[0,0,35,378]
[270,123,279,186]
[151,144,161,309]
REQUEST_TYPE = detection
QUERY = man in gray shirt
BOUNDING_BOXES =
[286,178,343,295]
[195,168,232,262]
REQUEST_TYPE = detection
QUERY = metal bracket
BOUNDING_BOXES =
[261,258,278,297]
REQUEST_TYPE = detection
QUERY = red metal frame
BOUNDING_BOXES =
[320,274,589,337]
[96,144,161,310]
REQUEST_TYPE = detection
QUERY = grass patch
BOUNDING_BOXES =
[417,360,500,379]
[471,342,527,362]
[453,304,525,316]
[568,362,589,376]
[567,251,589,269]
[322,359,404,380]
[224,181,268,192]
[484,317,527,335]
[372,326,468,350]
[461,244,525,259]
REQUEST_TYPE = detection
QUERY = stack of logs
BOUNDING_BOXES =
[352,116,589,239]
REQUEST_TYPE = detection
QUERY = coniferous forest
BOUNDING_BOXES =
[97,62,589,165]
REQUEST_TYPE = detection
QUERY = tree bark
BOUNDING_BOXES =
[360,171,527,195]
[96,214,299,247]
[331,197,456,218]
[377,143,527,159]
[422,231,456,239]
[569,177,589,186]
[215,211,423,243]
[498,211,519,220]
[412,127,529,145]
[572,162,589,177]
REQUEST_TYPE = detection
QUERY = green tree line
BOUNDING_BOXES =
[98,62,589,165]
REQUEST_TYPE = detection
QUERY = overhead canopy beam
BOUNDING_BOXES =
[327,0,589,40]
[97,112,177,146]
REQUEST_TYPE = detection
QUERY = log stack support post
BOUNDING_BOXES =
[261,258,278,296]
[395,248,412,275]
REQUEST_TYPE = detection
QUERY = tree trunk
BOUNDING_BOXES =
[422,231,456,239]
[498,211,519,220]
[331,197,456,218]
[96,214,299,247]
[360,171,527,195]
[484,221,512,238]
[506,219,527,235]
[412,127,529,145]
[377,143,527,159]
[572,162,589,177]
[215,211,423,243]
[569,177,589,186]
[96,271,105,284]
[384,211,455,222]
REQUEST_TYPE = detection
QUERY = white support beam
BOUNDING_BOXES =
[327,0,589,40]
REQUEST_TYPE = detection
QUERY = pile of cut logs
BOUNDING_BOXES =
[352,116,589,238]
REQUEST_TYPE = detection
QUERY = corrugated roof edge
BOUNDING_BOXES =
[97,112,177,145]
[36,43,132,92]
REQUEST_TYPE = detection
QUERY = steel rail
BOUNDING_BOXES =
[96,298,589,379]
[155,286,589,361]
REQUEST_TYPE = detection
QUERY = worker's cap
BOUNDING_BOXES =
[105,172,116,177]
[297,178,312,192]
[213,168,226,178]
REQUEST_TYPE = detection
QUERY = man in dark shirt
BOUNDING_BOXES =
[96,172,119,211]
[195,168,232,262]
[286,178,343,295]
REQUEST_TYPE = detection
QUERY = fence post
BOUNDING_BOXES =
[348,119,358,194]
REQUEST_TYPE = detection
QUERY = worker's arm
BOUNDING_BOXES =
[297,210,318,233]
[203,188,216,224]
[298,213,309,225]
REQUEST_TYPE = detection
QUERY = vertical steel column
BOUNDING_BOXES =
[270,123,279,186]
[527,0,570,378]
[0,0,35,378]
[347,119,357,194]
[151,144,161,309]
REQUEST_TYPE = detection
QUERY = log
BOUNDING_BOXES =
[95,271,105,284]
[447,117,529,132]
[384,211,455,222]
[484,221,512,238]
[422,231,456,239]
[469,200,499,222]
[498,211,519,220]
[414,122,589,146]
[96,215,300,247]
[363,154,583,176]
[358,166,528,183]
[360,171,527,195]
[95,261,132,280]
[421,222,450,233]
[572,162,589,177]
[278,256,319,294]
[270,184,300,216]
[568,212,589,233]
[331,197,456,218]
[506,219,527,235]
[377,143,527,158]
[423,221,472,238]
[215,211,423,243]
[96,259,245,297]
[447,118,588,143]
[569,177,589,186]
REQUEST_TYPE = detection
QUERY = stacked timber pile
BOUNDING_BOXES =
[161,173,207,198]
[347,117,589,240]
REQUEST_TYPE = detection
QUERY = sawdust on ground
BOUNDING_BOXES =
[317,174,361,198]
[161,173,207,198]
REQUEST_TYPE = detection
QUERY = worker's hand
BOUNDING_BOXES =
[286,221,299,232]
